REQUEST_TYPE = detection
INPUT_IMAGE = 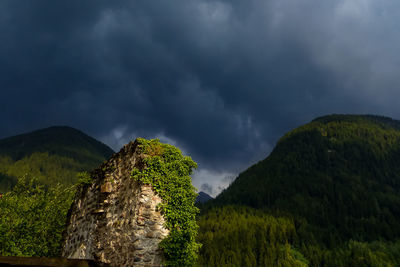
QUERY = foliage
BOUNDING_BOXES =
[0,126,114,193]
[197,205,308,267]
[0,176,74,257]
[0,171,16,193]
[76,171,92,186]
[197,208,400,267]
[0,153,95,191]
[131,138,200,267]
[302,240,400,266]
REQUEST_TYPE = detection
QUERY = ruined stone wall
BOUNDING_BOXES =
[62,140,169,267]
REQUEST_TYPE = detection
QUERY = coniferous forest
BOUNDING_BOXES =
[2,115,400,266]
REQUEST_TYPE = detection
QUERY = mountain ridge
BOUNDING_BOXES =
[0,126,114,192]
[0,125,113,161]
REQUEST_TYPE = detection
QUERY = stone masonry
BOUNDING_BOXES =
[62,140,169,267]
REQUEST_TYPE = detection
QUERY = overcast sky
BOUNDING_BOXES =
[1,0,400,196]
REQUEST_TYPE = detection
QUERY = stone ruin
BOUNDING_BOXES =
[62,140,169,267]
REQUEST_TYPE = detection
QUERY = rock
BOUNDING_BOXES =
[101,182,113,193]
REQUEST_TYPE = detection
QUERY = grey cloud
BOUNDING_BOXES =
[1,0,400,195]
[200,183,213,196]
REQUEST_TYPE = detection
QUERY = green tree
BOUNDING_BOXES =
[0,175,74,256]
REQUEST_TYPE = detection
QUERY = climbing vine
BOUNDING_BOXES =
[131,138,201,266]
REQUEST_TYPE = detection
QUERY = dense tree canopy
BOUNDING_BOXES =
[0,176,74,256]
[197,205,308,267]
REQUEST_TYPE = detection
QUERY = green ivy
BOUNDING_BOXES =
[131,138,201,266]
[76,171,92,186]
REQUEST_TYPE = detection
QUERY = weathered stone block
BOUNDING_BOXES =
[100,182,113,193]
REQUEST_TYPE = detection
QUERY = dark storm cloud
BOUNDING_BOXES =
[200,183,213,196]
[2,0,400,194]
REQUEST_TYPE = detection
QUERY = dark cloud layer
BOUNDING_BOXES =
[1,0,400,195]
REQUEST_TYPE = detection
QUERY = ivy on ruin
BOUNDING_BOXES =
[131,138,200,266]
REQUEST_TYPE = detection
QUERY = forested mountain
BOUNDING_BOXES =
[200,114,400,266]
[0,126,114,192]
[4,116,400,266]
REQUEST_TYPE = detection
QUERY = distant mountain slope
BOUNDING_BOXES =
[0,126,114,192]
[213,114,400,246]
[0,126,113,162]
[196,191,213,203]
